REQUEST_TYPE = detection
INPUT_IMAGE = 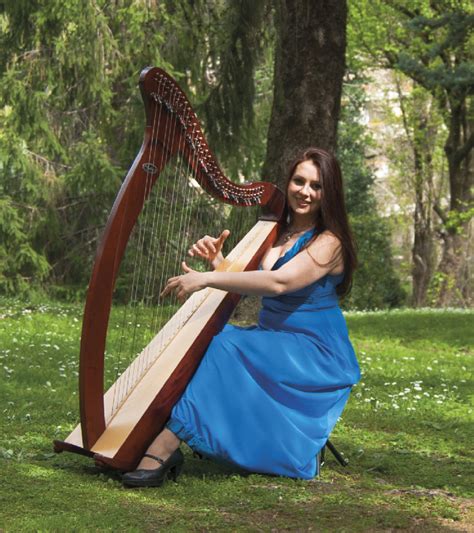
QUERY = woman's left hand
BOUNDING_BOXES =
[161,262,208,303]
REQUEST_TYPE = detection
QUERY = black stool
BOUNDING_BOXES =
[317,439,348,476]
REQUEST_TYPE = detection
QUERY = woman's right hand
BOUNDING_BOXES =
[188,229,230,269]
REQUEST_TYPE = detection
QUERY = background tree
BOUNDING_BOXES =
[351,0,474,306]
[382,78,446,306]
[339,72,406,309]
[263,0,347,187]
[0,0,405,309]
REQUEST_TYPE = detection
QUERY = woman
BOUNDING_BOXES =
[122,147,360,487]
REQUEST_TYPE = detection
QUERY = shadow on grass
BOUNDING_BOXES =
[327,432,473,496]
[2,451,465,532]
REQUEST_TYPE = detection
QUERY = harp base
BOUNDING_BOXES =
[53,438,132,471]
[53,439,94,458]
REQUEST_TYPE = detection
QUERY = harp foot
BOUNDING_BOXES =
[122,448,184,488]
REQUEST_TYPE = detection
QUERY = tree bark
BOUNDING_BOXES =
[262,0,347,188]
[436,96,473,306]
[412,196,435,307]
[404,93,437,308]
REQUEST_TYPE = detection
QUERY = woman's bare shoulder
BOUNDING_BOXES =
[311,230,341,249]
[306,231,343,274]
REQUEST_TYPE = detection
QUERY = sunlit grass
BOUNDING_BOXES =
[0,300,472,531]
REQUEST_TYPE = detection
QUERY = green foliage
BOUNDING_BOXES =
[165,0,273,177]
[0,0,274,296]
[0,303,472,529]
[338,73,377,216]
[427,271,458,306]
[0,198,49,293]
[445,205,474,234]
[0,0,407,310]
[0,1,176,292]
[349,0,474,306]
[338,73,406,309]
[344,214,406,310]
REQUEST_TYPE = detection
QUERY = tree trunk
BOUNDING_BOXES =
[436,231,472,306]
[435,97,473,306]
[262,0,347,188]
[412,199,435,307]
[409,101,436,308]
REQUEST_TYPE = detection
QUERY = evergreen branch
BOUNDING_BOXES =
[8,201,38,212]
[384,0,420,20]
[60,225,103,239]
[56,196,106,211]
[428,1,443,17]
[25,149,71,170]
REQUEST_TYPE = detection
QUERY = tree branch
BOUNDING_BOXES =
[433,202,448,224]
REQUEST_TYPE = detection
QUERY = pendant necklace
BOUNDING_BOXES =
[281,225,314,243]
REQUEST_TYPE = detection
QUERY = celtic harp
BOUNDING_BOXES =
[53,66,285,471]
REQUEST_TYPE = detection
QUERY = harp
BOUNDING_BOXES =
[53,67,285,471]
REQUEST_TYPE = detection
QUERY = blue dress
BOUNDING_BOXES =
[166,229,360,479]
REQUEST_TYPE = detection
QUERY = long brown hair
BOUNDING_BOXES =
[284,147,357,298]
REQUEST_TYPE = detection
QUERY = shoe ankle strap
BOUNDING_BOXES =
[143,453,165,465]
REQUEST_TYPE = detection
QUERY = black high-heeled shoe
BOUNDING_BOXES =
[122,448,184,488]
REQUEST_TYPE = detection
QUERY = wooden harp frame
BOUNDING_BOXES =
[54,67,285,471]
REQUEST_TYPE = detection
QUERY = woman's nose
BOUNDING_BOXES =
[300,183,312,196]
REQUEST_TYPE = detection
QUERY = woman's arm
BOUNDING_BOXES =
[162,232,342,302]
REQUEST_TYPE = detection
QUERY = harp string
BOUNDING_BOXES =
[105,77,256,421]
[144,80,183,367]
[141,91,193,377]
[145,86,185,373]
[128,85,178,392]
[150,126,195,361]
[126,84,183,402]
[108,82,203,416]
[125,83,177,399]
[110,75,168,415]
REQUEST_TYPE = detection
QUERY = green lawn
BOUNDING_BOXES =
[1,301,472,531]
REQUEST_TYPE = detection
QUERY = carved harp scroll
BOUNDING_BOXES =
[53,67,285,471]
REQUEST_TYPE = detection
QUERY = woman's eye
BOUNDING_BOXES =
[311,183,321,190]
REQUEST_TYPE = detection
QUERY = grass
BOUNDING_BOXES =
[0,300,473,531]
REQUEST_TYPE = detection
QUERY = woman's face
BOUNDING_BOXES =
[286,160,322,221]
